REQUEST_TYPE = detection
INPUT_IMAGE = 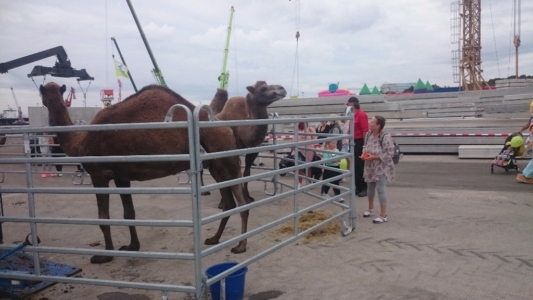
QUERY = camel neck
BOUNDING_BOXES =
[246,95,268,120]
[47,103,80,156]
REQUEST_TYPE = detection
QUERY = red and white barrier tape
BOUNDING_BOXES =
[389,133,511,137]
[266,134,294,140]
[266,133,513,140]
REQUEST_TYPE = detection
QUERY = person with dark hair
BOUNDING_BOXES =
[346,97,368,196]
[361,115,396,224]
[328,115,343,151]
[316,120,331,144]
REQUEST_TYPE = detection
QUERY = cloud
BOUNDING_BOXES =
[0,0,532,117]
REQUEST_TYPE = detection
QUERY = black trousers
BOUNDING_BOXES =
[354,138,367,193]
[50,146,63,172]
[321,166,341,196]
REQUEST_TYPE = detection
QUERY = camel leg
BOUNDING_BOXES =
[114,179,140,252]
[200,169,210,196]
[243,152,258,202]
[230,183,249,253]
[205,187,235,246]
[207,158,250,253]
[216,152,257,209]
[90,179,114,264]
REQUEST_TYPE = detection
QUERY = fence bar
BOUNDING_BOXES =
[0,154,191,164]
[0,245,195,260]
[0,187,191,195]
[0,121,190,135]
[0,216,193,227]
[0,273,196,293]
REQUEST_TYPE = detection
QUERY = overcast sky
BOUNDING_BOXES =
[1,0,532,116]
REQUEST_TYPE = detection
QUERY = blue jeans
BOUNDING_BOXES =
[523,158,533,178]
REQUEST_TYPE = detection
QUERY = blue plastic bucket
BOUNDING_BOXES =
[205,262,248,300]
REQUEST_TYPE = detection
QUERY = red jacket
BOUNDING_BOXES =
[353,109,368,139]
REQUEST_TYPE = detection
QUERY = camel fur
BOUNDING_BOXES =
[201,81,286,204]
[40,82,251,264]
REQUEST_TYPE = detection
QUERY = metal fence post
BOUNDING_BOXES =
[193,105,215,300]
[23,132,41,275]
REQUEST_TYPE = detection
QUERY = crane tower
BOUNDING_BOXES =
[451,0,486,91]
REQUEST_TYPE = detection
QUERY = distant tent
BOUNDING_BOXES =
[425,81,434,92]
[371,86,380,95]
[359,83,371,95]
[414,78,427,94]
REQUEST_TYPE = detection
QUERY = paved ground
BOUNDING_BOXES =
[0,154,532,300]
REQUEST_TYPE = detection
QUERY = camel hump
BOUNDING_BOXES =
[210,88,229,115]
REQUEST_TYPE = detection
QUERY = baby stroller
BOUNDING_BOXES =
[278,152,322,178]
[491,132,525,174]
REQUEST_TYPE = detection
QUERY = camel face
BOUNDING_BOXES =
[246,81,287,106]
[40,83,67,108]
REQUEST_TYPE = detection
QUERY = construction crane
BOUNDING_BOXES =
[126,0,166,87]
[218,6,235,90]
[111,37,138,92]
[0,46,93,81]
[513,0,521,78]
[10,87,24,125]
[451,0,487,91]
[64,87,76,107]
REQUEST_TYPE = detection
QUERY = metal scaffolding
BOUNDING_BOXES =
[460,0,486,91]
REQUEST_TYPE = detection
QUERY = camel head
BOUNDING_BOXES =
[246,81,287,106]
[40,82,67,108]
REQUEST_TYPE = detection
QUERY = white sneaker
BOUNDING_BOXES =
[321,193,330,199]
[338,197,345,203]
[297,183,301,189]
[363,209,373,218]
[373,215,388,224]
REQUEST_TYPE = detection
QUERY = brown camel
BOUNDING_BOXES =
[40,82,251,264]
[201,81,286,204]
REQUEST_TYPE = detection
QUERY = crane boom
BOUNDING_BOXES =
[111,37,138,92]
[126,0,166,87]
[513,0,521,78]
[218,6,235,90]
[0,46,93,81]
[10,87,23,122]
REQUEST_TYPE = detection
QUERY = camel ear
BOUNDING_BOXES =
[60,85,66,94]
[39,85,46,95]
[246,85,255,94]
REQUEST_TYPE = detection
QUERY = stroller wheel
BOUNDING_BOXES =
[516,167,520,172]
[505,168,509,175]
[490,165,494,174]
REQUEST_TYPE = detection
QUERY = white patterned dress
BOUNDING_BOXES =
[363,132,396,182]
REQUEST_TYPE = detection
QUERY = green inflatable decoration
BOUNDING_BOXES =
[359,84,371,95]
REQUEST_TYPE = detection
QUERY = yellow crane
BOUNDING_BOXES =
[218,6,235,90]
